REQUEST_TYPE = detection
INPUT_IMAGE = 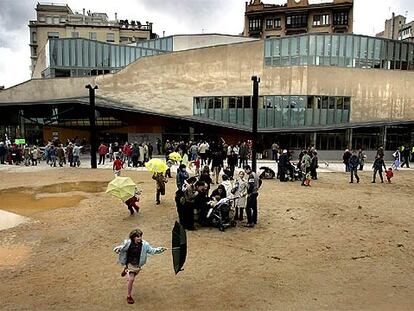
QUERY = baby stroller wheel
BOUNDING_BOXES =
[219,225,225,232]
[230,220,237,227]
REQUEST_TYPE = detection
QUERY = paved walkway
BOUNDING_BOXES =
[0,155,411,174]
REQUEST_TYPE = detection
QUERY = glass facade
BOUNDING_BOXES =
[265,34,414,70]
[194,95,350,128]
[47,38,168,77]
[135,37,173,52]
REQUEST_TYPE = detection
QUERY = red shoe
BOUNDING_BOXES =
[121,267,127,277]
[127,296,134,304]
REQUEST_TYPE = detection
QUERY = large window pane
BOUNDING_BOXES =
[282,96,290,127]
[96,42,103,67]
[281,38,290,65]
[323,34,331,65]
[345,35,353,67]
[63,39,70,66]
[274,96,282,127]
[299,35,308,65]
[290,37,299,65]
[309,35,316,65]
[90,41,96,67]
[76,40,83,67]
[331,35,339,66]
[272,39,281,66]
[316,35,324,65]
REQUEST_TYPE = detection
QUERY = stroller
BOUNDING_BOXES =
[206,198,237,231]
[259,166,276,179]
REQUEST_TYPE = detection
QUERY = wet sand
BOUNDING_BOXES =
[0,167,413,310]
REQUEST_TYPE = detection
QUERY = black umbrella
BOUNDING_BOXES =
[172,221,187,274]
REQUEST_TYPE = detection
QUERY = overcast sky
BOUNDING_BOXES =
[0,0,413,88]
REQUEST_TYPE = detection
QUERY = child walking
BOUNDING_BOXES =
[113,228,166,304]
[386,167,394,183]
[152,172,168,205]
[113,156,124,176]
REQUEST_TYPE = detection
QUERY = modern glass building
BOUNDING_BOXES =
[44,38,168,78]
[194,95,350,128]
[264,33,414,70]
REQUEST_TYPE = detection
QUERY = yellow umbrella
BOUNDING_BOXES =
[145,158,168,173]
[105,177,136,202]
[168,152,182,162]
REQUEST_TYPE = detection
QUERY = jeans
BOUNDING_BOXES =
[246,193,258,225]
[350,168,359,183]
[98,154,105,165]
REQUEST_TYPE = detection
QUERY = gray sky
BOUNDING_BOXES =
[0,0,413,88]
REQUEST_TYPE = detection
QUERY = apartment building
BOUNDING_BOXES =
[29,2,156,78]
[243,0,353,39]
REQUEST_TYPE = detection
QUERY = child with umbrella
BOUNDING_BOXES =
[113,229,167,304]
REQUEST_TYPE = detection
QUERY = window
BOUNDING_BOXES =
[53,17,59,24]
[313,14,330,26]
[266,19,273,30]
[286,14,307,29]
[89,32,97,40]
[47,32,59,39]
[333,12,348,25]
[31,31,37,44]
[313,15,321,26]
[249,19,262,31]
[106,33,115,42]
[71,32,79,38]
[274,18,281,28]
[46,16,52,24]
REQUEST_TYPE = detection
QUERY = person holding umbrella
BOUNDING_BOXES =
[113,229,167,305]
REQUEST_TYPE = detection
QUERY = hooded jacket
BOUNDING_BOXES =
[113,239,164,267]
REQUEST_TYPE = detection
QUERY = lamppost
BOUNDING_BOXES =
[251,76,260,172]
[86,84,98,169]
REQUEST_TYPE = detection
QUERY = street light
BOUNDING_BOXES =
[251,76,260,172]
[86,84,98,169]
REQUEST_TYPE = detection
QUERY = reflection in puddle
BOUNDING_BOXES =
[0,181,108,216]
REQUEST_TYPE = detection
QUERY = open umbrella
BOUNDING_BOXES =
[168,152,182,162]
[172,221,187,274]
[105,177,136,202]
[145,158,168,173]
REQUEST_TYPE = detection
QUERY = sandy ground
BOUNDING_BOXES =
[0,164,414,311]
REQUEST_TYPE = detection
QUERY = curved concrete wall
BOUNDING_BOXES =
[1,39,413,124]
[0,77,96,103]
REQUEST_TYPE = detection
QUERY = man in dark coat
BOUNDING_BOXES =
[372,156,387,183]
[349,150,360,183]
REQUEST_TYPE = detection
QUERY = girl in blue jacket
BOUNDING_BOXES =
[113,229,166,304]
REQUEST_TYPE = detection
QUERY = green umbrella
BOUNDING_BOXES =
[172,221,187,274]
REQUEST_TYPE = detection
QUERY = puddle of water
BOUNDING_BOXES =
[0,245,30,267]
[0,181,107,216]
[0,210,28,231]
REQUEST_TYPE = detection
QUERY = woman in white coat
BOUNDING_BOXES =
[234,171,248,221]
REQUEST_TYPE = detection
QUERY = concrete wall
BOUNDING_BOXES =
[173,35,257,51]
[0,77,96,103]
[1,39,413,125]
[307,67,414,122]
[95,40,265,116]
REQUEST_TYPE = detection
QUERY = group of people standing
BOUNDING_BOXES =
[98,141,154,167]
[173,163,260,231]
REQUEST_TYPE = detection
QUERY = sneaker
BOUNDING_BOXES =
[156,201,160,205]
[244,223,254,228]
[127,296,134,304]
[121,268,127,277]
[349,181,353,183]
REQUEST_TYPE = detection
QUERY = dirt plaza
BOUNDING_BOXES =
[0,165,413,311]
